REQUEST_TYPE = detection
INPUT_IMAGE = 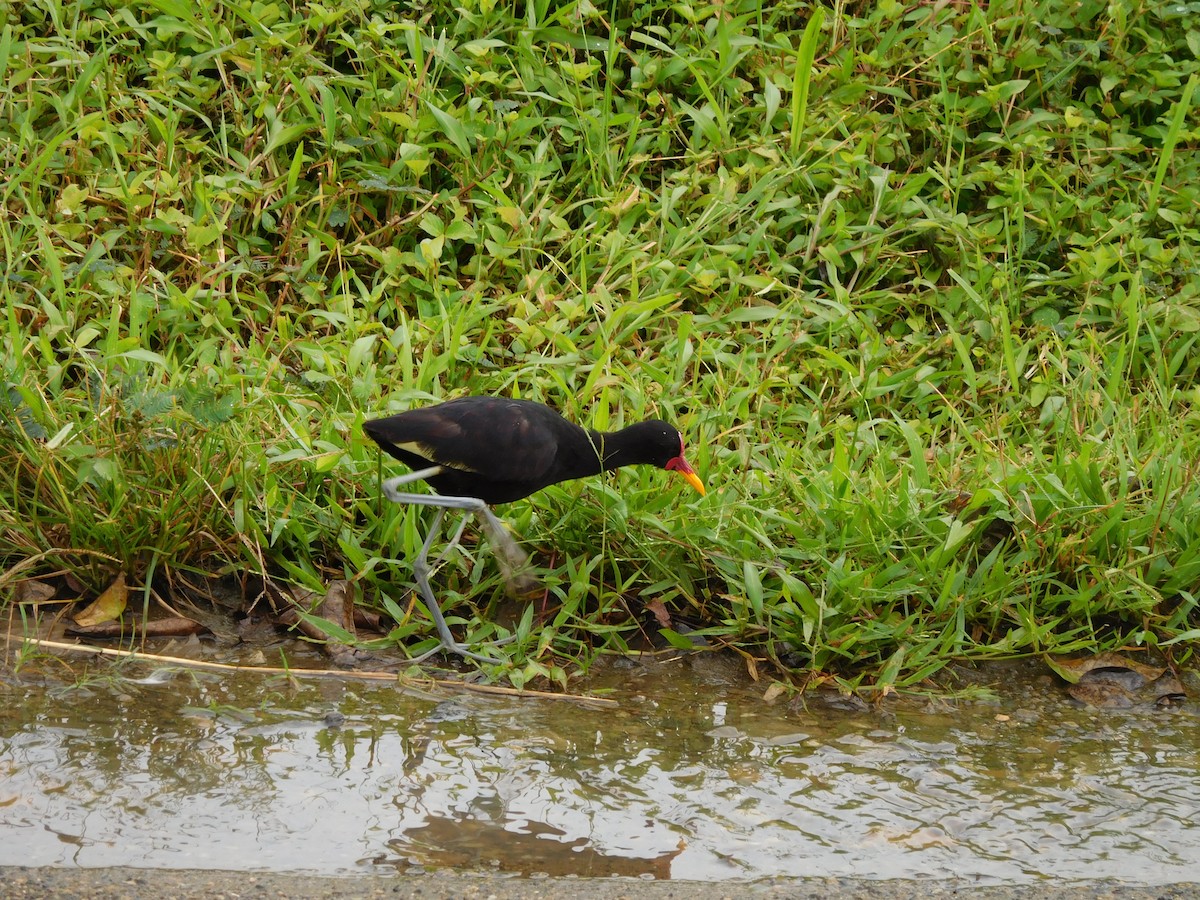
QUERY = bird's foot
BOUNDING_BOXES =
[406,633,516,666]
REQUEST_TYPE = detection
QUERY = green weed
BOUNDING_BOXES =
[2,0,1198,690]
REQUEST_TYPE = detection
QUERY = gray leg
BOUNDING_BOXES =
[382,469,525,664]
[383,469,530,587]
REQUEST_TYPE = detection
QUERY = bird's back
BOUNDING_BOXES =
[363,397,596,503]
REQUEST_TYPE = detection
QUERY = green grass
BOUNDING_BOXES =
[2,0,1199,692]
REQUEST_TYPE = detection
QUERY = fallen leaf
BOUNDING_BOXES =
[762,682,788,704]
[67,616,206,638]
[74,573,128,627]
[13,579,56,604]
[1046,651,1163,685]
[1068,679,1136,709]
[317,580,357,637]
[645,598,672,628]
[1052,651,1187,709]
[1153,675,1187,707]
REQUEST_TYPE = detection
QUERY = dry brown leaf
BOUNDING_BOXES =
[67,616,206,638]
[317,579,356,637]
[1052,651,1187,709]
[1067,679,1137,709]
[762,682,787,704]
[13,579,56,604]
[645,598,672,629]
[1046,651,1164,685]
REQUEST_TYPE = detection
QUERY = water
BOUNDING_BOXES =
[2,647,1198,883]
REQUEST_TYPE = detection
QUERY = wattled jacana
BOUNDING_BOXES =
[363,396,705,662]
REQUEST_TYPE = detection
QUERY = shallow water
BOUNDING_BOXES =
[2,646,1198,884]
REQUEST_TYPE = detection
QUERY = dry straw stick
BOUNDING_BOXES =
[16,637,619,709]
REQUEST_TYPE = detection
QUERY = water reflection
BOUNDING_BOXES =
[1,653,1198,883]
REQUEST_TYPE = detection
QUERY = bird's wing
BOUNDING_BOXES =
[439,400,562,482]
[370,399,563,483]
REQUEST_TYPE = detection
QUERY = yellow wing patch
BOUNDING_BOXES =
[395,441,479,473]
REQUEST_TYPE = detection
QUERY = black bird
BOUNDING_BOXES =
[363,396,705,662]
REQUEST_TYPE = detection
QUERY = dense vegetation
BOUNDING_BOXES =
[3,0,1199,691]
